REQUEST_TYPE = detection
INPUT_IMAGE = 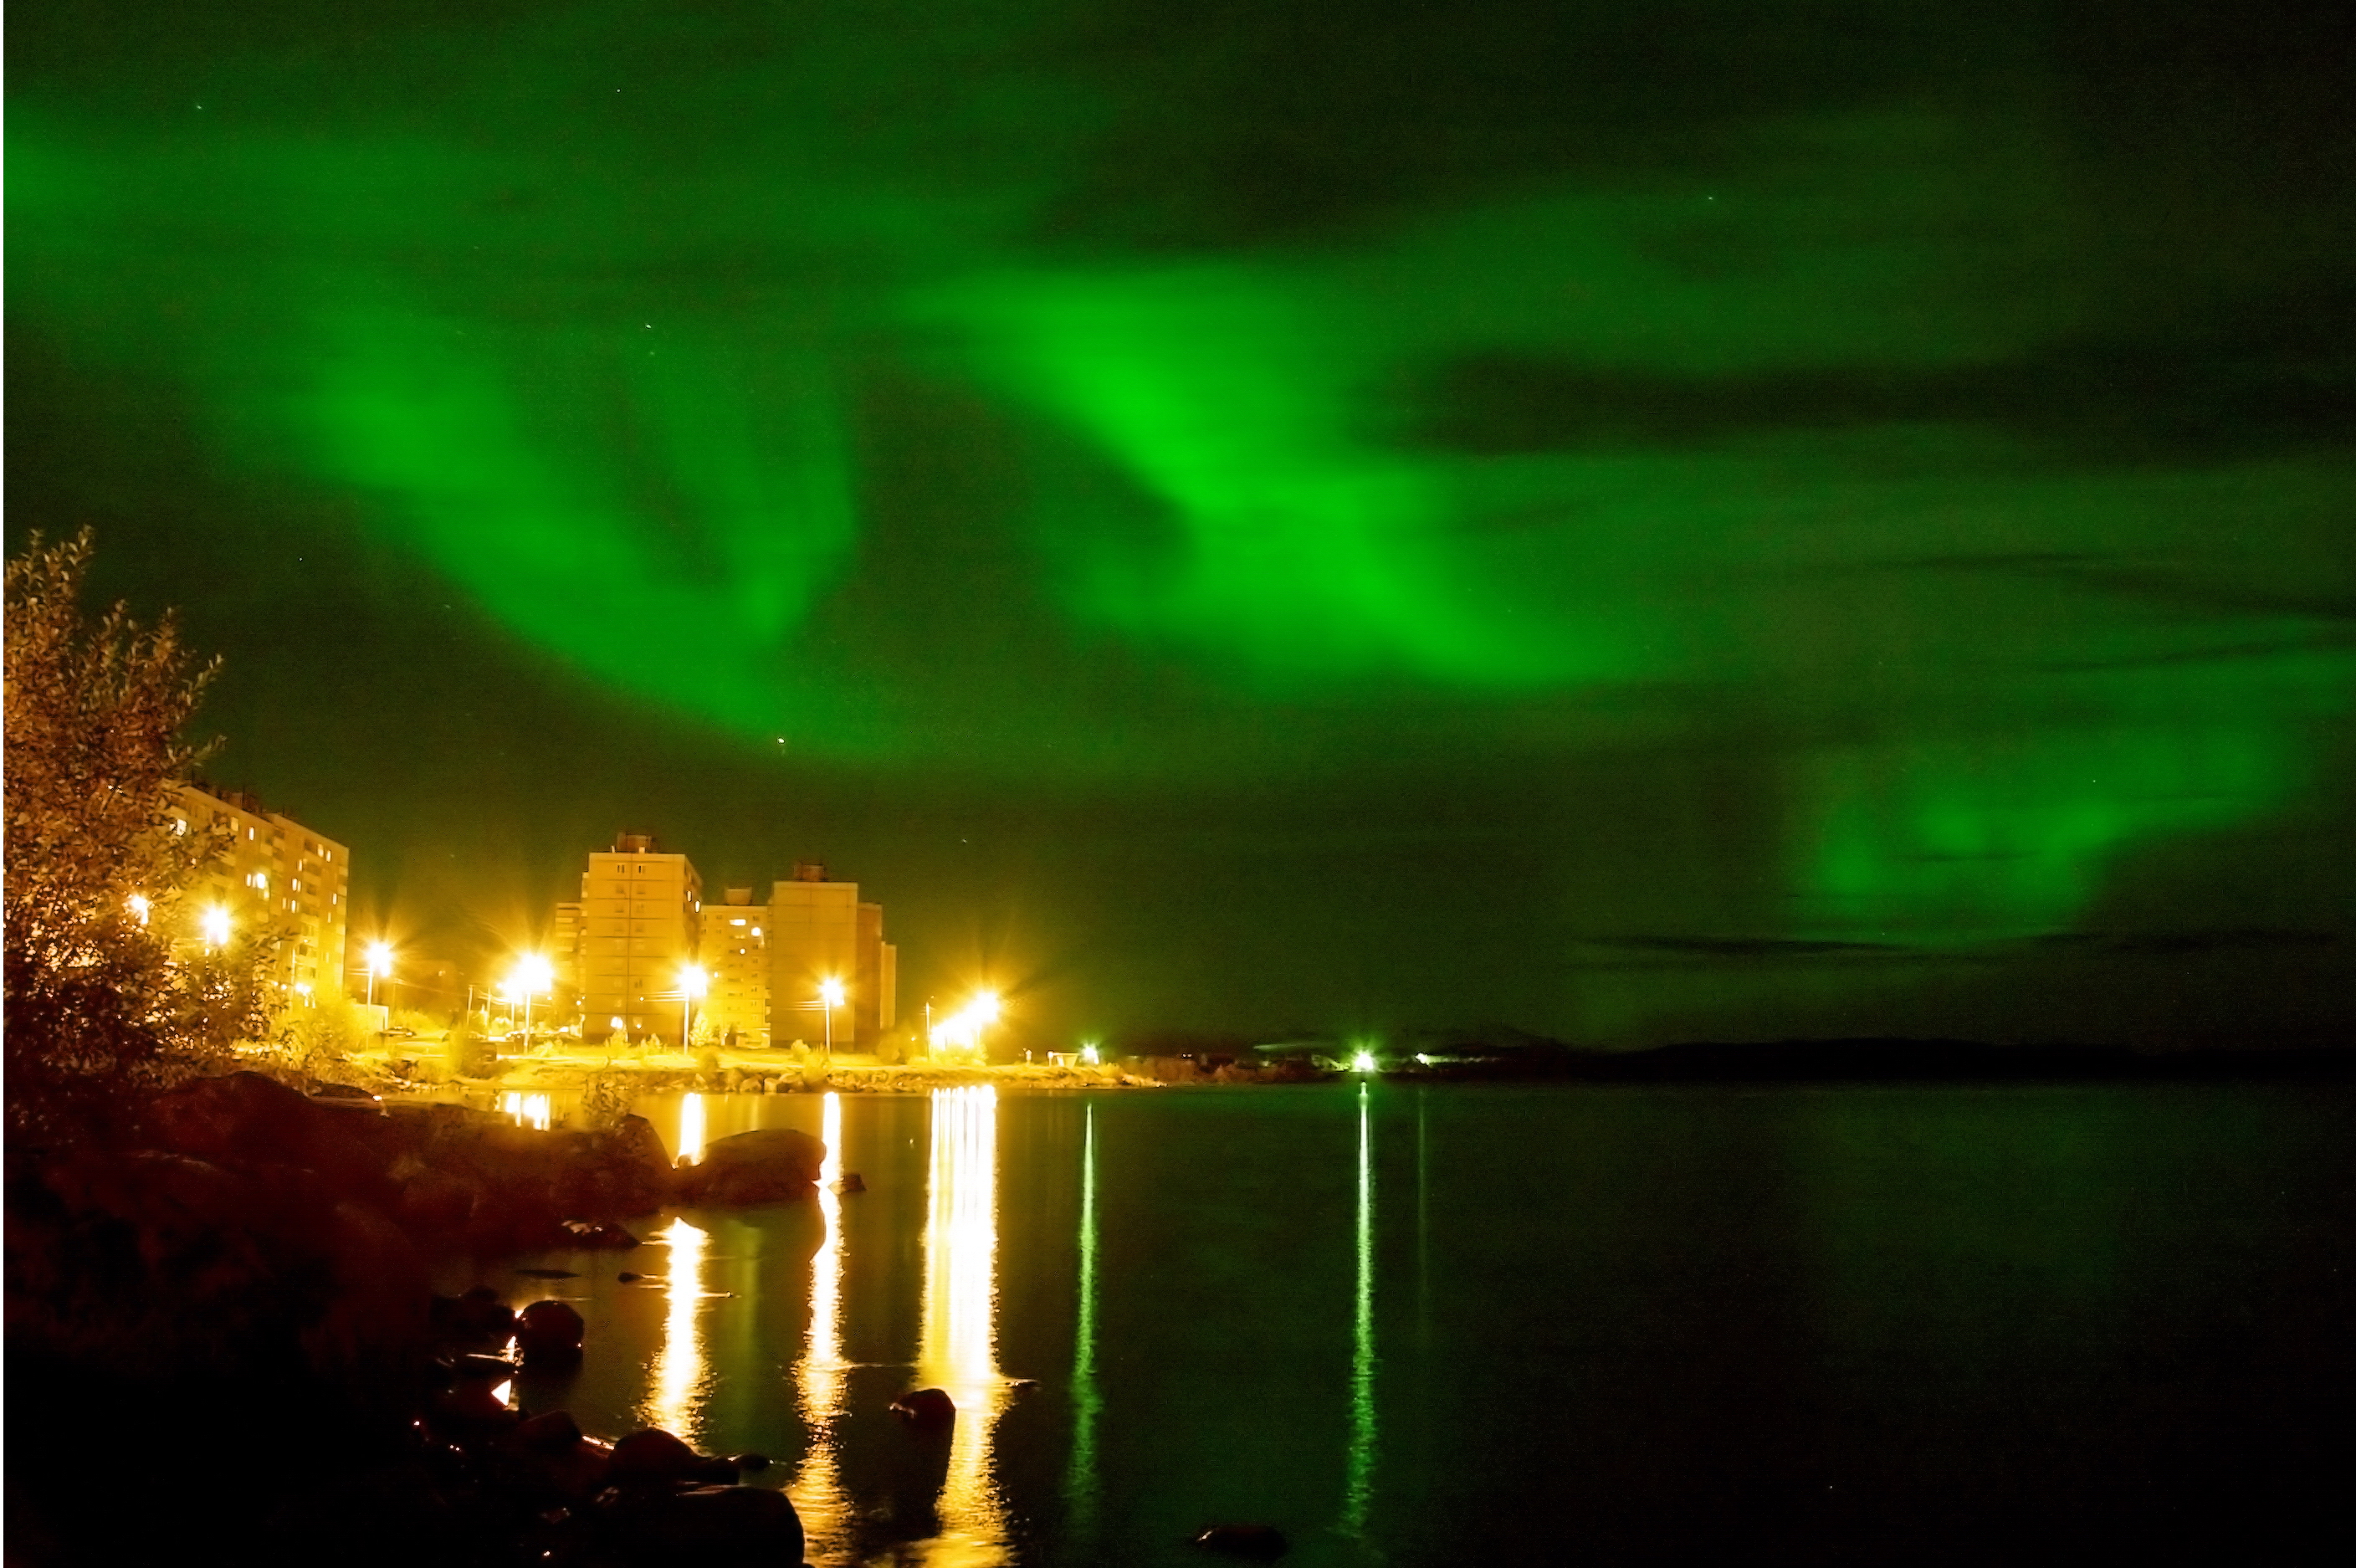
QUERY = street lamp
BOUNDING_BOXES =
[819,976,845,1065]
[971,988,1001,1063]
[366,940,394,1008]
[510,952,553,1046]
[200,904,231,949]
[680,965,708,1052]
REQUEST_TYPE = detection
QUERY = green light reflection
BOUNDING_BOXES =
[1063,1101,1102,1549]
[1344,1081,1377,1533]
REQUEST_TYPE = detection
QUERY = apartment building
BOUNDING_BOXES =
[168,783,351,1007]
[576,833,702,1043]
[699,889,771,1048]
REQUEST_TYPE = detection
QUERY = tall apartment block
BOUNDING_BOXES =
[700,889,770,1047]
[696,864,896,1049]
[169,783,351,1007]
[561,838,894,1050]
[576,833,702,1044]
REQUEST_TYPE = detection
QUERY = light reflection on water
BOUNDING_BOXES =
[1061,1102,1101,1553]
[788,1093,853,1559]
[913,1085,1010,1566]
[498,1090,551,1130]
[643,1214,709,1437]
[1344,1080,1377,1533]
[483,1084,2353,1565]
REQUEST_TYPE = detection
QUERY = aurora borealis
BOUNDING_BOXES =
[9,2,2352,1046]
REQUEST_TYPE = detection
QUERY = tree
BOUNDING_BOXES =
[3,530,272,1141]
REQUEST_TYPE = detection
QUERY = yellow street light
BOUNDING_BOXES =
[509,952,553,1045]
[818,976,845,1063]
[968,989,1001,1062]
[680,964,709,1051]
[200,904,231,949]
[365,940,395,1008]
[126,893,151,926]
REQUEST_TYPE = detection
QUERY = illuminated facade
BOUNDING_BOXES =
[577,833,703,1043]
[699,888,771,1048]
[171,783,351,1006]
[764,863,895,1048]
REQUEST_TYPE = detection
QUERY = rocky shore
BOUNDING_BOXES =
[3,1070,834,1567]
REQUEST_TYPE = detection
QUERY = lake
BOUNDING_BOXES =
[448,1081,2356,1565]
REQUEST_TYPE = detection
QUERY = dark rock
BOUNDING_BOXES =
[602,1483,802,1567]
[516,1299,585,1366]
[515,1410,586,1455]
[891,1386,956,1427]
[608,1428,738,1489]
[670,1128,826,1207]
[439,1286,515,1345]
[730,1452,771,1471]
[1193,1523,1290,1559]
[561,1218,639,1248]
[451,1351,520,1380]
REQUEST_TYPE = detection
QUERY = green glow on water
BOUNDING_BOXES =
[1064,1101,1102,1545]
[1344,1082,1377,1533]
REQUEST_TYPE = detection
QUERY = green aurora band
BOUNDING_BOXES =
[9,3,2352,1033]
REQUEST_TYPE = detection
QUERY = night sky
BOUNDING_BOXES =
[10,2,2353,1048]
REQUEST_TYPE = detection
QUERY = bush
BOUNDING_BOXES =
[444,1023,497,1079]
[3,530,273,1144]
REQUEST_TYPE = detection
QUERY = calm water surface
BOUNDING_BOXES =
[448,1083,2356,1565]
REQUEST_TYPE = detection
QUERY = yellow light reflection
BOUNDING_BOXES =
[643,1216,710,1440]
[677,1092,707,1166]
[788,1094,853,1560]
[499,1091,551,1130]
[912,1085,1007,1565]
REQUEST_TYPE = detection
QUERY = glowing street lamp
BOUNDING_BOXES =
[366,940,395,1008]
[680,964,709,1051]
[509,952,553,1045]
[200,904,231,949]
[818,976,845,1064]
[970,988,1001,1063]
[125,893,151,927]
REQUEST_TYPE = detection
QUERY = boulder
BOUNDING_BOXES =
[149,1071,399,1203]
[891,1386,956,1428]
[608,1427,739,1489]
[515,1299,585,1366]
[670,1128,825,1207]
[602,1483,803,1567]
[437,1286,515,1346]
[1193,1524,1290,1559]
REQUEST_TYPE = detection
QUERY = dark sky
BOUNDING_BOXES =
[10,2,2353,1048]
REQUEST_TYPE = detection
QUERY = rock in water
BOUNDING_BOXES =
[604,1483,802,1566]
[891,1386,956,1428]
[669,1127,826,1206]
[1192,1524,1289,1559]
[609,1427,739,1488]
[515,1299,585,1366]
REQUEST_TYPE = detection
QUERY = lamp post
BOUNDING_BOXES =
[680,965,708,1053]
[366,940,394,1009]
[201,905,231,949]
[819,976,845,1066]
[510,953,553,1047]
[971,989,1001,1063]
